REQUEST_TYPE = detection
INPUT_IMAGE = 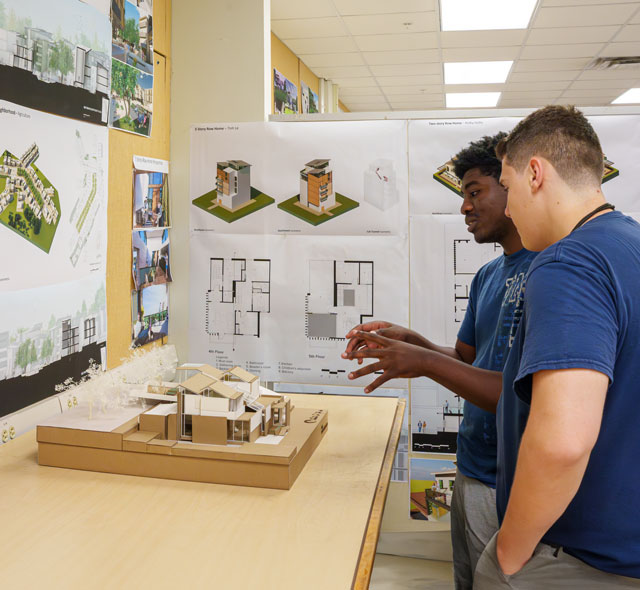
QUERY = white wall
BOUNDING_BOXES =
[169,0,271,363]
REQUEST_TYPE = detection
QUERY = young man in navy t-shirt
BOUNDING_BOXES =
[342,133,536,589]
[473,106,640,589]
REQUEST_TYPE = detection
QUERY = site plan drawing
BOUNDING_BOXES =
[206,257,271,348]
[306,260,373,341]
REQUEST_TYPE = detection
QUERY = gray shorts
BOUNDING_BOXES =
[451,471,499,590]
[474,531,640,589]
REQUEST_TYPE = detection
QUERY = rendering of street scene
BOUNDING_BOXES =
[273,68,298,114]
[132,283,168,347]
[133,169,168,227]
[0,143,60,253]
[109,57,152,136]
[111,0,153,74]
[410,458,457,522]
[0,0,111,124]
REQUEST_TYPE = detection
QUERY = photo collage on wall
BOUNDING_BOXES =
[109,0,153,136]
[131,155,170,347]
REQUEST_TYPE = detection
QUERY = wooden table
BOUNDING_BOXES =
[0,393,404,589]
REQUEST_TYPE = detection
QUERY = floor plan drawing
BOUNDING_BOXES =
[305,260,373,341]
[205,257,271,346]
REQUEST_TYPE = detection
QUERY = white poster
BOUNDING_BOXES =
[190,121,408,237]
[0,100,108,416]
[189,231,409,386]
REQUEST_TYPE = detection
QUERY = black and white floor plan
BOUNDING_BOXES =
[205,257,271,344]
[305,260,373,341]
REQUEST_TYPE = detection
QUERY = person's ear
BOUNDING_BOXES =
[529,157,544,193]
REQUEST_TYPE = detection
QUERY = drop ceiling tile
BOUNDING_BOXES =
[613,24,640,42]
[510,70,582,82]
[444,83,505,92]
[339,86,384,96]
[499,98,555,108]
[376,74,442,86]
[344,102,391,111]
[542,0,639,5]
[363,49,440,65]
[569,79,636,89]
[564,97,615,106]
[527,26,620,45]
[561,88,624,98]
[313,65,372,78]
[533,5,637,28]
[514,58,591,72]
[505,81,569,91]
[577,68,640,80]
[271,17,348,40]
[284,36,359,54]
[271,0,337,20]
[520,44,604,60]
[600,42,640,57]
[441,30,527,48]
[345,98,392,106]
[383,85,443,95]
[631,11,640,24]
[442,46,520,62]
[389,98,444,107]
[353,32,439,52]
[369,63,441,77]
[332,76,378,87]
[343,12,437,36]
[387,94,445,102]
[333,0,436,15]
[501,90,563,99]
[300,52,365,67]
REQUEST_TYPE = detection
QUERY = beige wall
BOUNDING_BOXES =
[169,0,271,362]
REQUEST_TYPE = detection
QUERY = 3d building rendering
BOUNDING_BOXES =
[278,158,359,226]
[192,159,275,223]
[37,362,328,489]
[0,143,61,253]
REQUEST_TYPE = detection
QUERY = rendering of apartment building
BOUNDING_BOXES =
[215,160,251,210]
[299,159,335,213]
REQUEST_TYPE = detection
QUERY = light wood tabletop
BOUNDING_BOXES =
[0,392,404,590]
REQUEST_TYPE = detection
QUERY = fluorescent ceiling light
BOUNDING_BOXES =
[441,0,537,31]
[446,92,501,108]
[612,88,640,104]
[445,61,513,85]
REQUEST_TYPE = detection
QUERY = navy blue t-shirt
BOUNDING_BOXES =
[497,211,640,578]
[457,247,537,487]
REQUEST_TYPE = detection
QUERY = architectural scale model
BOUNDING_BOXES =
[191,159,275,223]
[0,144,61,253]
[37,363,328,489]
[278,159,359,226]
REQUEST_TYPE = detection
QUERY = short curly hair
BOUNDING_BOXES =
[452,132,508,182]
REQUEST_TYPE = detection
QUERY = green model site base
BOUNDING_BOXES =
[278,193,359,226]
[192,186,275,223]
[0,151,61,253]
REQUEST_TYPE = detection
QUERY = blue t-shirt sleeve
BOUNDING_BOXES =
[514,257,617,403]
[457,274,478,347]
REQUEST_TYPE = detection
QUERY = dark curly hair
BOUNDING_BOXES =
[452,131,508,182]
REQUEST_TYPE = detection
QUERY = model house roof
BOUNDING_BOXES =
[181,372,217,394]
[306,159,329,169]
[211,381,243,400]
[197,364,226,380]
[218,160,250,171]
[229,366,258,383]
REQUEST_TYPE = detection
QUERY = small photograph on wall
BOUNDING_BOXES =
[132,228,171,289]
[301,81,319,114]
[109,58,153,136]
[273,68,298,114]
[111,0,153,74]
[132,155,169,228]
[410,458,457,522]
[132,283,168,347]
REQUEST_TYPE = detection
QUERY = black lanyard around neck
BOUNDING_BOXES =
[572,203,615,232]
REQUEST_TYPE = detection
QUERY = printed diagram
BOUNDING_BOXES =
[68,130,106,266]
[306,260,373,341]
[411,382,463,454]
[205,258,271,347]
[0,143,61,253]
[192,160,275,223]
[364,159,398,211]
[278,159,359,226]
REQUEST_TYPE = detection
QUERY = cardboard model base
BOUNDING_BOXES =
[37,402,328,490]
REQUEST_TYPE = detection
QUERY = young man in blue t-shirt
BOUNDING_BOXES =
[473,106,640,589]
[342,133,536,589]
